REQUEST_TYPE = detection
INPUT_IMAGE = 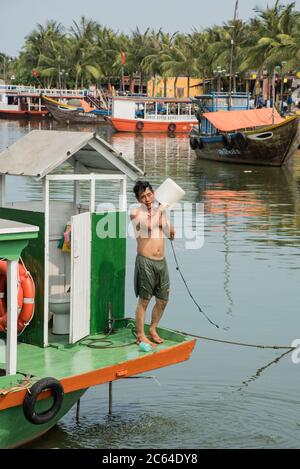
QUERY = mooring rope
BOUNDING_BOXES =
[170,239,219,328]
[169,241,296,350]
[172,329,295,350]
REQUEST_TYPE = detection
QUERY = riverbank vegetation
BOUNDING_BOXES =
[0,0,299,93]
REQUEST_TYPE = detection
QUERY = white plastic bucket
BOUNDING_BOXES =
[155,178,185,209]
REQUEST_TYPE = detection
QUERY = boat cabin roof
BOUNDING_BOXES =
[0,130,144,180]
[0,218,39,235]
[112,96,192,104]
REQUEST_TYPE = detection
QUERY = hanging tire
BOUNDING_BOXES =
[235,132,248,150]
[168,123,176,133]
[189,137,199,150]
[222,134,233,150]
[23,377,64,425]
[136,121,144,131]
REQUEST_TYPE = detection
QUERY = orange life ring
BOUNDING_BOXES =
[0,260,35,335]
[168,123,176,133]
[136,121,144,131]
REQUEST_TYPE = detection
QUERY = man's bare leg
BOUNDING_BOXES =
[149,298,168,344]
[135,298,156,346]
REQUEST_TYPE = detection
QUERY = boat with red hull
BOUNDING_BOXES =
[109,96,198,133]
[0,85,86,119]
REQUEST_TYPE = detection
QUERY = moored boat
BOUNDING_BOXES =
[0,84,86,119]
[108,96,198,133]
[42,95,110,124]
[0,130,196,448]
[189,92,299,166]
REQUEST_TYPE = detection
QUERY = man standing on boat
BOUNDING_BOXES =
[131,181,175,346]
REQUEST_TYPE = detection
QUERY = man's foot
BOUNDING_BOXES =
[136,335,157,347]
[148,328,164,344]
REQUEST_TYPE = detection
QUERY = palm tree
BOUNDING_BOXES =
[160,34,198,97]
[141,30,177,96]
[240,0,298,93]
[17,20,66,87]
[94,26,122,90]
[0,53,13,82]
[69,17,102,88]
[124,28,153,93]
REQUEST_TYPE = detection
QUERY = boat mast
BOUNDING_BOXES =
[272,68,276,125]
[229,0,239,108]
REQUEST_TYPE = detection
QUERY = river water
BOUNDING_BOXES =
[1,118,300,449]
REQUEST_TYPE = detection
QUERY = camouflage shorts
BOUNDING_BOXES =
[134,254,170,301]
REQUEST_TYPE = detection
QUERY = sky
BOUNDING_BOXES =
[1,0,300,57]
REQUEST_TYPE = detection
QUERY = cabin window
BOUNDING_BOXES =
[254,132,273,140]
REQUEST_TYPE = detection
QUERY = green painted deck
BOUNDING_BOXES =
[0,322,194,391]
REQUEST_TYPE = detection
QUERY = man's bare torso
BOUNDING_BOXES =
[131,205,165,260]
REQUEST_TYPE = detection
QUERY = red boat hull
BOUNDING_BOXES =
[0,110,49,119]
[109,117,197,133]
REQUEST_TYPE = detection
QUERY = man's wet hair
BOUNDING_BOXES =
[133,180,153,200]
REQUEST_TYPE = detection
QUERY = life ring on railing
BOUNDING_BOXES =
[136,121,144,131]
[23,377,64,425]
[168,123,176,133]
[0,260,35,335]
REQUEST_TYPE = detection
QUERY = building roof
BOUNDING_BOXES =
[0,130,144,180]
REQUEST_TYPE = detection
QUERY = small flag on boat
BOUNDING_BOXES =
[121,51,126,65]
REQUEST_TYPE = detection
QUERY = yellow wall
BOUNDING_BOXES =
[147,77,203,98]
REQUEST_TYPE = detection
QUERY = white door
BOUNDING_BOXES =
[70,212,91,343]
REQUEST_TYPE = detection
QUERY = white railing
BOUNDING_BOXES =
[0,85,85,97]
[144,113,197,121]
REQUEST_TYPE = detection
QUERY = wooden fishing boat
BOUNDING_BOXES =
[42,96,110,124]
[108,96,198,133]
[0,84,85,119]
[0,130,196,448]
[190,92,299,166]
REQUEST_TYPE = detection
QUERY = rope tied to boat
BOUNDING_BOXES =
[0,375,32,396]
[169,241,296,350]
[173,329,296,351]
[170,240,219,328]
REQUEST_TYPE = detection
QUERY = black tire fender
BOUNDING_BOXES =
[235,132,248,150]
[168,123,176,133]
[189,137,199,150]
[23,377,64,425]
[136,121,144,131]
[222,133,233,150]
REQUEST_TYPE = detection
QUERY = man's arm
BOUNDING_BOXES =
[161,208,175,240]
[130,208,139,221]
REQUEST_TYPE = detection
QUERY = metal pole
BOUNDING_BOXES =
[280,74,284,115]
[272,69,275,125]
[229,0,239,101]
[76,399,81,422]
[121,66,125,93]
[6,259,18,375]
[109,382,113,415]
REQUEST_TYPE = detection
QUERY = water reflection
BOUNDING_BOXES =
[238,348,293,391]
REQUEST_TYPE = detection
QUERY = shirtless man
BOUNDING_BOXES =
[131,181,175,346]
